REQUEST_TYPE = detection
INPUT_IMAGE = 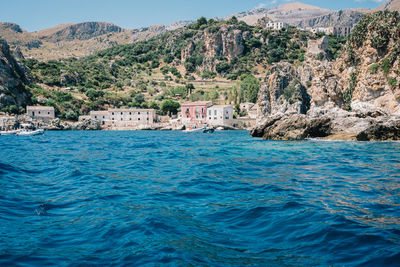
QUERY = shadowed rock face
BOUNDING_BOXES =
[43,22,123,41]
[0,22,23,33]
[357,119,400,141]
[0,39,30,110]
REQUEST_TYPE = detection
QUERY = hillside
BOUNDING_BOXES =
[10,17,342,120]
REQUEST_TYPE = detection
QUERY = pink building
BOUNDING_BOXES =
[181,101,212,124]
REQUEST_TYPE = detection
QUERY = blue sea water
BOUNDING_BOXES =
[0,131,399,266]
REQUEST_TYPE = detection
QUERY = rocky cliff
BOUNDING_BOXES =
[0,39,30,113]
[252,11,400,141]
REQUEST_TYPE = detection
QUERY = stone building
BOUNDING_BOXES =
[333,26,352,37]
[26,106,55,122]
[307,36,329,55]
[181,101,212,125]
[206,105,234,126]
[90,108,156,129]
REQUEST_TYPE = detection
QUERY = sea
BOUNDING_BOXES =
[0,131,399,266]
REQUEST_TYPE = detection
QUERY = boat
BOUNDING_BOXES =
[183,127,205,133]
[203,127,215,133]
[0,129,22,135]
[183,126,215,133]
[16,129,44,136]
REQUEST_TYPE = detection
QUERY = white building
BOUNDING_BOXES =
[265,21,288,30]
[26,106,55,122]
[206,105,234,126]
[90,108,156,129]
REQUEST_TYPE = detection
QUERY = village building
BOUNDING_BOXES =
[26,106,55,122]
[333,26,352,37]
[181,101,212,125]
[257,16,288,30]
[90,108,156,129]
[206,105,234,126]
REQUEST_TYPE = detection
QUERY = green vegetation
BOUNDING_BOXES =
[160,99,180,116]
[344,71,359,111]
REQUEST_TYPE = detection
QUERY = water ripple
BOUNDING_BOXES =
[0,131,399,266]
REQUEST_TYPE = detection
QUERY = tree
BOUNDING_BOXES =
[134,93,145,104]
[186,83,195,95]
[240,75,260,103]
[160,99,180,116]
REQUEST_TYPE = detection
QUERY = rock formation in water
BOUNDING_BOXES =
[252,11,400,141]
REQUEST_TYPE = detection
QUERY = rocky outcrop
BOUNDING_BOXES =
[204,25,249,60]
[41,117,100,131]
[252,11,400,141]
[356,118,400,141]
[0,39,30,111]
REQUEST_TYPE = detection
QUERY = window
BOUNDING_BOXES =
[208,110,211,115]
[103,116,105,119]
[138,112,140,115]
[186,108,189,113]
[129,112,131,115]
[225,117,229,120]
[95,116,97,119]
[209,117,211,120]
[112,118,114,121]
[38,111,41,114]
[201,108,204,113]
[48,112,50,115]
[147,112,149,114]
[129,118,132,121]
[112,112,114,115]
[121,118,123,121]
[196,115,198,119]
[214,117,217,120]
[147,118,149,121]
[121,112,123,115]
[214,110,217,115]
[138,118,141,121]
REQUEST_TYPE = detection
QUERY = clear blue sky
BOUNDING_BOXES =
[1,0,385,32]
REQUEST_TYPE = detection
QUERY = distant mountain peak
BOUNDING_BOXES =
[273,1,330,11]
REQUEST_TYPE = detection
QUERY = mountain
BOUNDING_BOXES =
[36,22,123,41]
[0,21,192,61]
[296,9,367,28]
[375,0,400,11]
[228,2,331,26]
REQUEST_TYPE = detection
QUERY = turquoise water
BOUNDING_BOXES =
[0,131,399,266]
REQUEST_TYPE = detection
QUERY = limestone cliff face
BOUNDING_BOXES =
[0,39,30,111]
[203,26,247,60]
[253,11,400,140]
[179,25,250,72]
[257,11,400,119]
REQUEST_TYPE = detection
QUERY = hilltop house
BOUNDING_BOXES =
[257,16,288,30]
[26,106,55,122]
[206,105,234,126]
[90,108,156,129]
[181,101,212,125]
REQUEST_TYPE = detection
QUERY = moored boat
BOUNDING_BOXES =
[16,129,44,136]
[0,129,22,135]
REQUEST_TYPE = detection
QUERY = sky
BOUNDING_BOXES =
[0,0,386,32]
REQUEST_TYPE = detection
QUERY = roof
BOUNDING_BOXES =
[107,108,155,112]
[26,106,54,111]
[181,101,212,107]
[209,105,234,109]
[90,110,109,115]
